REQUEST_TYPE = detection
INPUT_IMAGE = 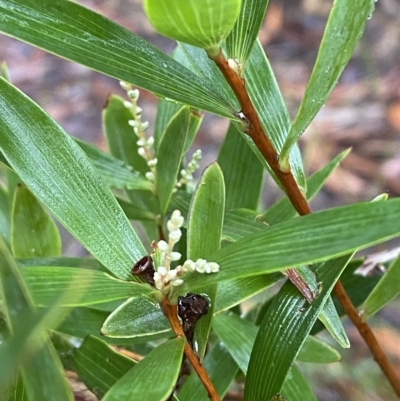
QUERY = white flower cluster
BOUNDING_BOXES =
[175,150,202,191]
[154,210,219,295]
[120,82,157,183]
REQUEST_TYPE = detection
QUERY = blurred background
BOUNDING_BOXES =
[1,0,400,399]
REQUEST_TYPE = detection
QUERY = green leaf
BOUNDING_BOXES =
[3,372,28,401]
[103,337,185,401]
[0,0,235,118]
[362,254,400,320]
[103,95,149,175]
[281,0,375,162]
[262,149,350,225]
[187,162,225,359]
[144,0,242,55]
[223,209,267,242]
[245,40,306,192]
[75,138,152,191]
[156,107,190,214]
[0,237,73,400]
[184,199,400,288]
[72,335,136,399]
[11,184,61,258]
[178,342,238,401]
[296,335,340,364]
[244,254,352,401]
[226,0,270,68]
[0,78,146,280]
[218,123,263,210]
[22,267,155,307]
[101,297,170,338]
[281,365,318,401]
[0,182,11,246]
[17,256,106,271]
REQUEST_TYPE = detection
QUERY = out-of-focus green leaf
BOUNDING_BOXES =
[154,99,182,151]
[17,257,106,271]
[75,138,152,190]
[187,162,225,359]
[102,337,185,401]
[362,254,400,320]
[184,199,400,288]
[0,0,236,118]
[262,149,350,225]
[296,335,340,363]
[101,297,170,338]
[156,107,190,214]
[144,0,241,55]
[0,237,73,400]
[103,95,149,175]
[1,60,10,81]
[0,78,146,280]
[11,184,61,258]
[281,0,375,163]
[226,0,269,68]
[178,342,238,401]
[22,267,155,307]
[72,335,136,399]
[281,365,318,401]
[117,197,157,221]
[0,183,11,246]
[218,123,263,211]
[244,254,352,401]
[3,372,28,401]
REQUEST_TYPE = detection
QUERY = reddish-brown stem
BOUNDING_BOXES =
[162,299,221,401]
[334,281,400,397]
[210,49,400,396]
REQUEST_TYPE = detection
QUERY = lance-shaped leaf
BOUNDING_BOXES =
[75,138,152,191]
[0,237,73,400]
[0,0,235,118]
[226,0,270,68]
[0,78,146,280]
[72,335,136,399]
[187,162,225,359]
[281,365,318,401]
[218,123,263,211]
[0,182,11,246]
[22,267,155,307]
[144,0,242,56]
[156,106,190,214]
[103,337,185,401]
[101,297,171,338]
[11,184,61,258]
[244,254,352,401]
[103,95,149,175]
[183,199,400,289]
[362,254,400,320]
[280,0,375,164]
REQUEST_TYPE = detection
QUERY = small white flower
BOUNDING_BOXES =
[157,266,167,276]
[168,252,182,261]
[207,262,220,273]
[128,119,138,127]
[147,158,157,167]
[120,81,131,91]
[168,229,182,242]
[135,106,143,115]
[147,136,154,147]
[145,172,155,181]
[141,121,149,130]
[166,269,178,282]
[138,147,146,157]
[124,101,133,109]
[127,89,139,100]
[157,240,169,252]
[182,259,196,272]
[180,169,187,177]
[171,279,184,287]
[137,139,145,146]
[195,258,207,273]
[169,210,184,229]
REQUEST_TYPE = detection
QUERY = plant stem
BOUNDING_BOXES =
[162,299,221,401]
[210,49,400,395]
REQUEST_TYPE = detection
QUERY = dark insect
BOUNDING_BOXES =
[131,255,155,286]
[177,293,209,348]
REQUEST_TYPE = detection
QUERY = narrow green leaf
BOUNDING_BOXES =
[11,184,61,258]
[1,60,10,81]
[3,372,28,401]
[0,182,11,246]
[75,138,152,190]
[244,254,352,401]
[154,99,182,151]
[156,107,190,214]
[101,297,170,338]
[362,254,400,320]
[183,109,204,155]
[0,0,235,118]
[226,0,270,68]
[184,199,400,288]
[218,123,263,210]
[72,335,136,399]
[187,162,225,359]
[178,342,238,401]
[0,78,146,279]
[223,209,267,242]
[22,267,155,307]
[262,149,350,225]
[117,197,157,221]
[103,95,149,175]
[296,336,340,364]
[144,0,242,54]
[103,337,185,401]
[17,256,106,271]
[281,0,375,162]
[281,365,318,401]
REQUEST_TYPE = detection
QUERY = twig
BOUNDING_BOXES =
[209,48,400,396]
[334,281,400,397]
[162,299,221,401]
